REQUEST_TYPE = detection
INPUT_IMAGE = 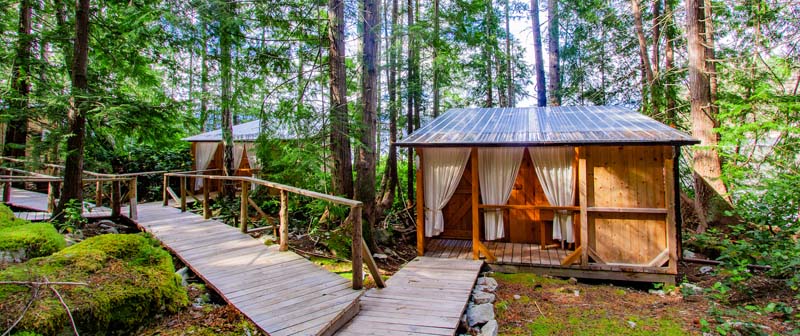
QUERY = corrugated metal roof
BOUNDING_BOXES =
[396,106,698,147]
[183,119,309,142]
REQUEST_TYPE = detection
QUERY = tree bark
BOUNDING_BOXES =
[412,0,421,129]
[665,0,677,125]
[55,0,90,220]
[530,0,546,107]
[686,0,728,232]
[379,0,400,210]
[505,0,513,107]
[546,0,560,106]
[5,0,33,158]
[328,0,355,198]
[432,0,440,117]
[631,0,654,84]
[357,0,380,252]
[199,30,209,132]
[219,0,236,199]
[405,0,414,201]
[484,1,494,107]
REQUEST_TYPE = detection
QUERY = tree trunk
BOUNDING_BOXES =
[704,0,718,126]
[199,32,209,132]
[665,0,677,125]
[412,0,421,129]
[686,0,728,232]
[530,0,546,107]
[631,0,654,84]
[505,0,513,107]
[4,0,33,158]
[328,0,354,198]
[432,0,440,117]
[357,0,380,252]
[219,0,236,199]
[405,0,414,201]
[379,0,400,210]
[484,1,493,108]
[546,0,560,106]
[55,0,90,220]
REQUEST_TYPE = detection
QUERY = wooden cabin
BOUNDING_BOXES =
[397,106,699,283]
[183,120,264,191]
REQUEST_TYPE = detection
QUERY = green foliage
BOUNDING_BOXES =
[0,234,188,335]
[55,199,87,233]
[0,204,65,260]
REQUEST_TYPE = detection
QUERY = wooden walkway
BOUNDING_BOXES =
[425,238,571,266]
[336,257,484,336]
[6,187,113,220]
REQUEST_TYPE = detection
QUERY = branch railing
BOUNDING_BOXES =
[163,171,384,290]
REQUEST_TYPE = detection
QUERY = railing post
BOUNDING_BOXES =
[111,180,121,217]
[47,182,57,213]
[180,176,187,212]
[279,190,289,251]
[128,177,138,220]
[3,170,12,203]
[351,205,363,290]
[203,177,211,219]
[162,174,168,206]
[95,181,102,207]
[240,180,249,233]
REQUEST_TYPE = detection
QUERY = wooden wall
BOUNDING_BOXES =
[585,146,669,265]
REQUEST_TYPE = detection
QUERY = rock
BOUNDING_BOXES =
[101,226,120,234]
[473,291,496,304]
[258,235,277,244]
[474,284,494,294]
[176,267,190,287]
[681,283,704,295]
[479,320,498,336]
[0,248,26,263]
[648,289,665,296]
[459,313,469,330]
[383,248,394,256]
[699,266,713,274]
[372,253,388,260]
[477,277,498,291]
[683,249,696,258]
[727,321,771,333]
[568,277,578,285]
[513,294,521,300]
[467,303,495,326]
[627,321,637,329]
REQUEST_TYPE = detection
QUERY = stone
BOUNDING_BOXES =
[683,249,697,258]
[372,253,388,260]
[477,277,498,291]
[480,320,498,336]
[383,248,394,256]
[627,321,637,329]
[473,284,494,294]
[648,289,665,296]
[460,313,469,330]
[467,303,495,326]
[568,277,578,285]
[681,283,704,295]
[473,291,496,304]
[0,248,26,263]
[176,267,190,287]
[513,294,521,300]
[699,266,714,274]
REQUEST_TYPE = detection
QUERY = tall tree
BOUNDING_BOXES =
[328,0,354,198]
[357,0,380,250]
[530,0,546,107]
[504,0,513,106]
[484,0,494,107]
[664,0,678,125]
[432,0,441,117]
[4,0,33,158]
[379,0,400,210]
[405,0,415,200]
[686,0,728,231]
[218,0,237,198]
[547,0,560,106]
[55,0,90,218]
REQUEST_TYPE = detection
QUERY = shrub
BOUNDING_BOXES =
[0,234,188,335]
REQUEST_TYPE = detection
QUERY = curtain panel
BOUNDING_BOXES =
[422,148,470,237]
[194,142,219,190]
[478,147,524,240]
[528,147,576,243]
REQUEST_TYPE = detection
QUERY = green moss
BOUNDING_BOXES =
[0,234,188,335]
[0,205,65,260]
[493,272,566,286]
[522,308,687,336]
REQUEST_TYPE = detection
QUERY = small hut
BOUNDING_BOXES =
[397,106,698,283]
[183,120,263,189]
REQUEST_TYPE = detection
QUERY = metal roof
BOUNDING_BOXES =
[396,106,699,147]
[183,119,310,142]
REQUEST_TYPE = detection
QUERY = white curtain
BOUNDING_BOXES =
[244,143,260,169]
[528,147,576,243]
[423,148,470,237]
[233,143,246,171]
[194,142,218,190]
[478,147,524,240]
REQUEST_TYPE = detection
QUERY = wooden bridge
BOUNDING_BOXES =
[1,161,484,336]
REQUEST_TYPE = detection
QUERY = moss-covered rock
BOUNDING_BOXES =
[0,233,188,335]
[0,204,65,261]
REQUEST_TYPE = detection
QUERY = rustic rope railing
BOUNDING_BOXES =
[163,171,384,290]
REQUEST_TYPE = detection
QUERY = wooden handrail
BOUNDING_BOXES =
[163,171,383,289]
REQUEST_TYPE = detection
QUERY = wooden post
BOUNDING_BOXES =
[95,181,102,207]
[415,149,424,256]
[578,147,589,266]
[111,181,121,217]
[664,146,678,274]
[361,239,386,288]
[180,176,187,212]
[162,174,168,206]
[351,205,364,290]
[471,148,480,259]
[3,170,12,203]
[203,178,211,219]
[240,180,249,233]
[47,182,57,213]
[279,190,289,251]
[128,177,138,220]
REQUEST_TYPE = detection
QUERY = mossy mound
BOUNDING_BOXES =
[0,233,188,335]
[0,204,65,261]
